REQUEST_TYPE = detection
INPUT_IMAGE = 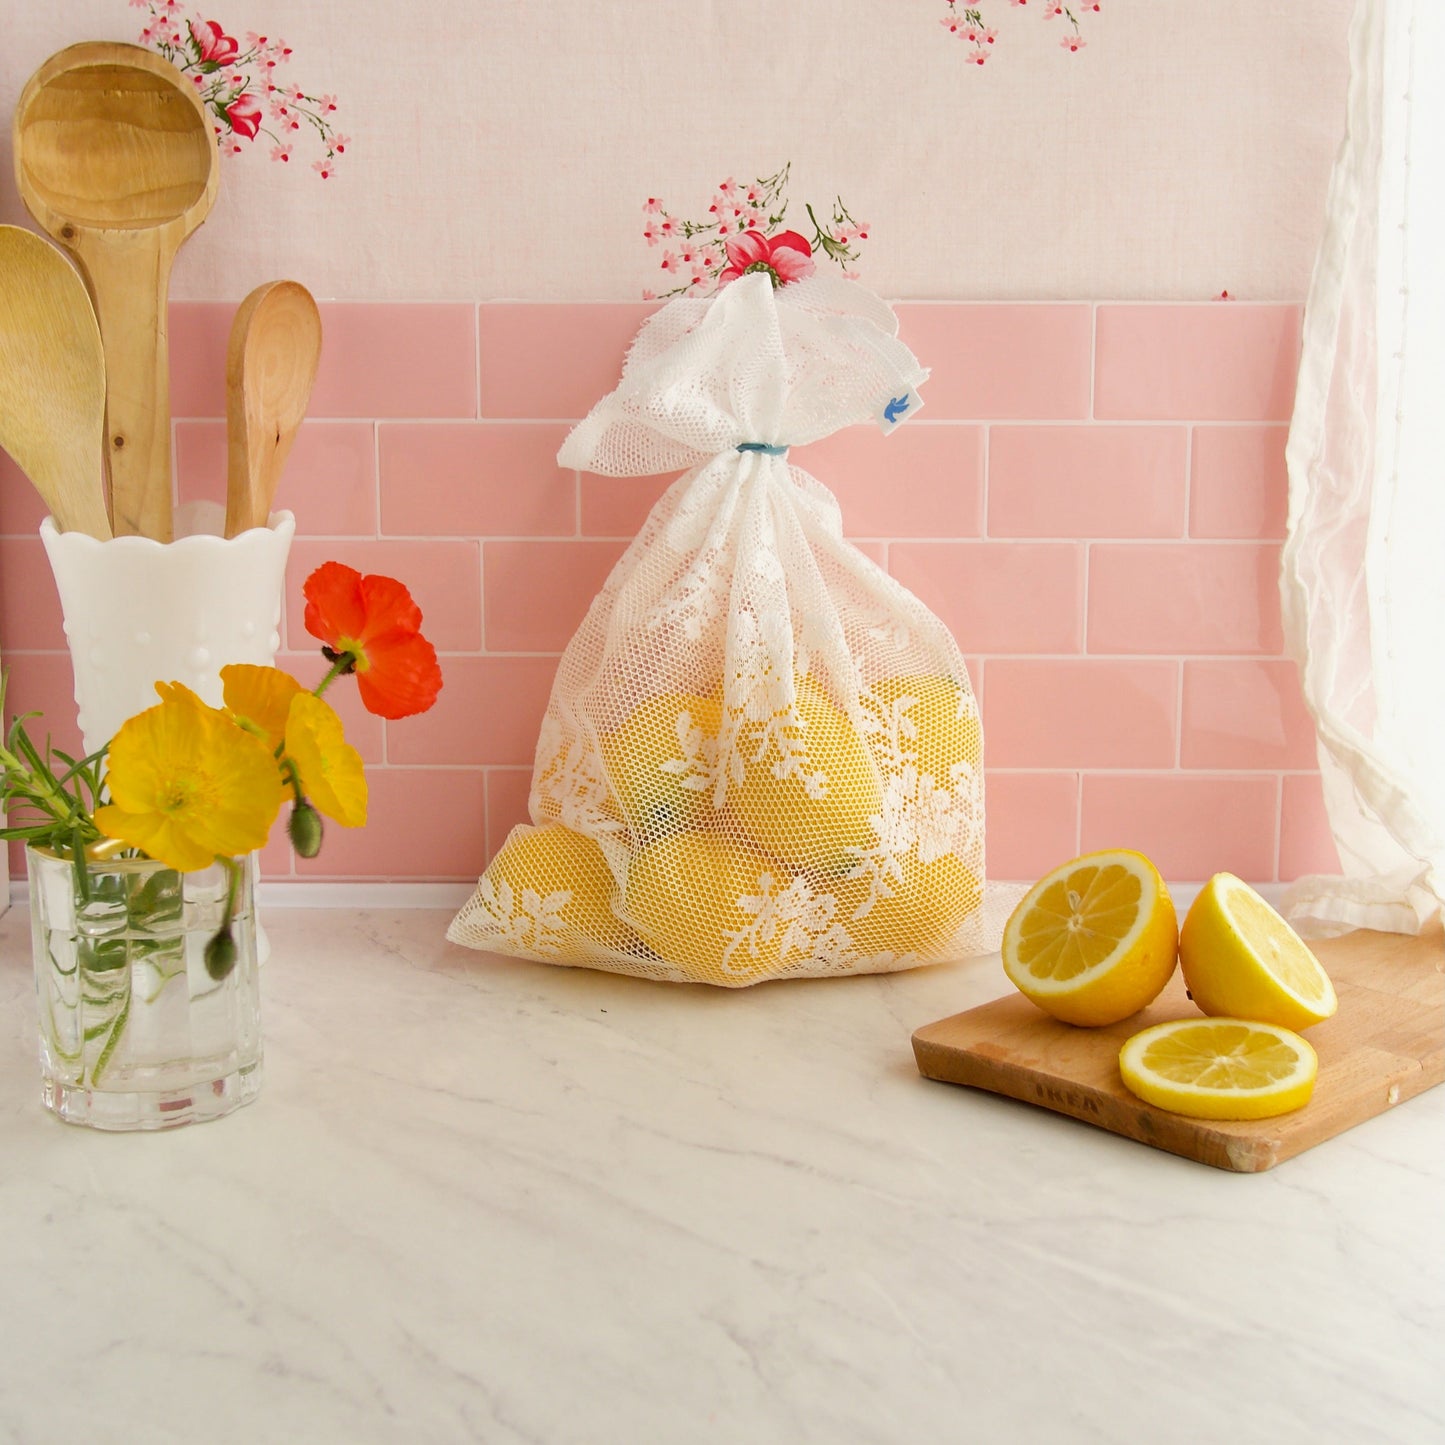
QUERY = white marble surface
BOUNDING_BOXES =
[0,903,1441,1445]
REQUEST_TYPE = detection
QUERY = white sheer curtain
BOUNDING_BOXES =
[1281,0,1445,936]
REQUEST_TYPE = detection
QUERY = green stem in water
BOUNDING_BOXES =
[204,857,243,981]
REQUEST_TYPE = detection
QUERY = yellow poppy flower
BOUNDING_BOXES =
[284,692,368,827]
[221,663,304,751]
[95,687,287,871]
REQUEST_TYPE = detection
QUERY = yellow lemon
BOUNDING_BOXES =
[1179,872,1338,1031]
[868,675,981,786]
[600,691,721,842]
[732,675,881,874]
[485,823,634,954]
[829,851,982,958]
[1118,1018,1318,1120]
[625,831,790,986]
[1002,849,1179,1026]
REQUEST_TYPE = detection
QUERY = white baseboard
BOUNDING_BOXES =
[6,878,477,910]
[6,878,1278,912]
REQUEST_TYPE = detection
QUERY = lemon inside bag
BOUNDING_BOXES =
[451,671,987,986]
[447,275,999,984]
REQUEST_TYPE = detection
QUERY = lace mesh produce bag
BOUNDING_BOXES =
[450,273,1001,984]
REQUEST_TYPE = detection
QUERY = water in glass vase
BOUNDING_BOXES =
[28,846,262,1129]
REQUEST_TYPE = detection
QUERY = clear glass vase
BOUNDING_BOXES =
[28,845,262,1130]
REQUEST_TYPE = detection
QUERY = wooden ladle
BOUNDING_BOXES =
[13,41,220,542]
[0,226,111,539]
[224,281,322,537]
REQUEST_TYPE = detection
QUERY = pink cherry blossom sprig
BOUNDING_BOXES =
[940,0,1099,66]
[641,165,870,300]
[131,2,344,175]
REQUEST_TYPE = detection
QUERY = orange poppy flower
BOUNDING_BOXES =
[302,562,443,719]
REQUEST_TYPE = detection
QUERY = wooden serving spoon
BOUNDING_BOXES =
[0,226,111,539]
[224,281,322,537]
[13,41,220,542]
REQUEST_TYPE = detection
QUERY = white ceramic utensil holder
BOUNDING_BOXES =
[41,511,296,755]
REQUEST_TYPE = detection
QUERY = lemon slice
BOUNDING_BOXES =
[1001,849,1179,1026]
[1179,872,1338,1031]
[1119,1018,1318,1119]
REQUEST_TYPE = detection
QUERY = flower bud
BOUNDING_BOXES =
[205,925,238,981]
[288,799,324,858]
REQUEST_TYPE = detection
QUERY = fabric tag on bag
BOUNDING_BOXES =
[876,386,924,435]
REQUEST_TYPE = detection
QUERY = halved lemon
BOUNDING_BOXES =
[1001,849,1179,1026]
[1119,1017,1318,1120]
[1179,872,1338,1031]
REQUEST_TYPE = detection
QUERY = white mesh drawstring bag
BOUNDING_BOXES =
[450,273,999,984]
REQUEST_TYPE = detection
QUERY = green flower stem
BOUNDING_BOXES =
[91,990,130,1086]
[279,755,307,806]
[313,654,355,699]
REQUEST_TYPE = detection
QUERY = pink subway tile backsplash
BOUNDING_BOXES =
[307,305,478,419]
[983,658,1177,769]
[985,771,1080,881]
[1087,543,1284,656]
[479,303,656,419]
[486,768,535,861]
[895,305,1092,419]
[1094,305,1302,421]
[295,768,488,880]
[1190,426,1291,539]
[483,539,628,653]
[175,420,378,537]
[890,541,1083,654]
[1081,774,1278,882]
[987,426,1187,539]
[0,648,83,758]
[0,451,50,537]
[793,425,984,538]
[1279,772,1343,880]
[1181,659,1317,770]
[379,422,575,537]
[170,302,478,421]
[167,302,232,419]
[0,538,67,651]
[0,300,1338,887]
[387,655,559,767]
[579,472,680,538]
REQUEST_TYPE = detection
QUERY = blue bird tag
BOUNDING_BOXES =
[876,386,924,435]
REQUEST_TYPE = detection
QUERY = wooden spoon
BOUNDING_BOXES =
[224,281,322,537]
[0,226,111,539]
[13,41,220,543]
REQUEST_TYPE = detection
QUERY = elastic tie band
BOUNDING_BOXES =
[736,442,789,456]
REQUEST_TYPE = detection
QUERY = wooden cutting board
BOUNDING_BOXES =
[912,921,1444,1172]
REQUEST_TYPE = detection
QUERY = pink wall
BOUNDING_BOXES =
[0,300,1342,886]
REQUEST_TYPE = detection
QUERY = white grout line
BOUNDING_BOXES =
[1088,300,1098,420]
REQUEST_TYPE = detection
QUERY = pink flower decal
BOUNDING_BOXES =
[137,3,344,176]
[225,92,262,138]
[939,0,1098,61]
[638,163,868,300]
[189,18,239,67]
[717,229,816,290]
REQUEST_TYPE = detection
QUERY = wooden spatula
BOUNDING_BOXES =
[14,42,220,542]
[0,225,111,539]
[225,281,322,537]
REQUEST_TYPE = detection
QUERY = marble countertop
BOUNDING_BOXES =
[1,903,1441,1445]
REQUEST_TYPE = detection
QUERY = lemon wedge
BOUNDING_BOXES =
[1119,1017,1318,1119]
[1001,849,1179,1026]
[1180,872,1338,1031]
